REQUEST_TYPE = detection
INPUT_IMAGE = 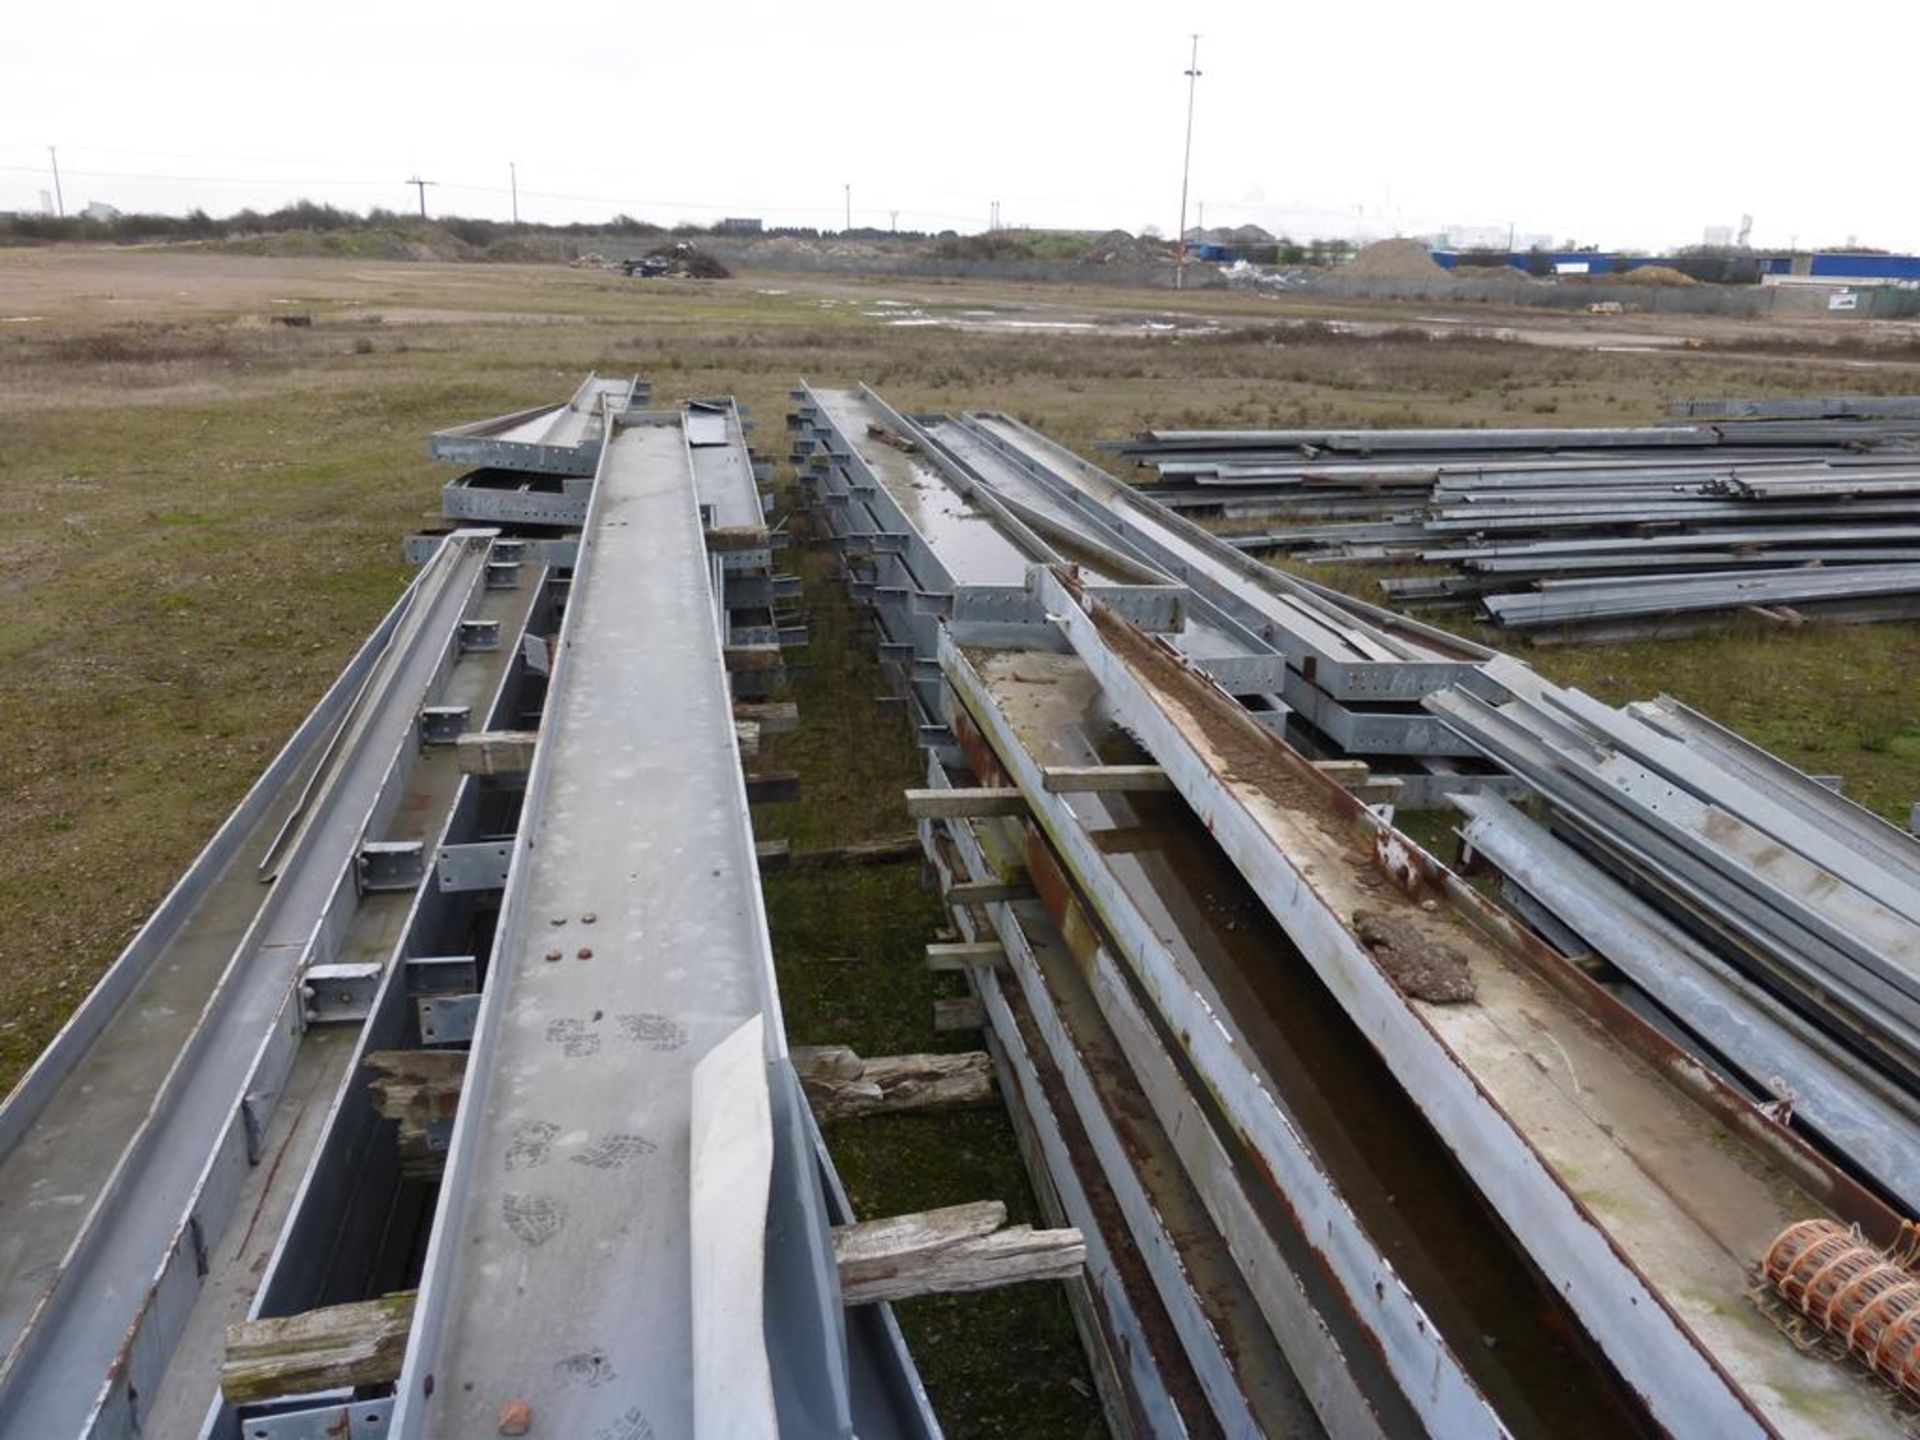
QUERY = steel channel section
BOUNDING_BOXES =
[1454,792,1920,1213]
[428,373,639,476]
[0,533,499,1440]
[915,766,1204,1438]
[1428,689,1920,1071]
[190,576,556,1440]
[106,546,534,1438]
[922,756,1380,1438]
[1545,686,1920,929]
[392,418,848,1438]
[795,394,959,727]
[922,414,1479,758]
[441,473,589,528]
[1030,567,1819,1440]
[931,770,1280,1436]
[941,635,1500,1438]
[803,1101,943,1440]
[1628,695,1920,878]
[954,413,1492,699]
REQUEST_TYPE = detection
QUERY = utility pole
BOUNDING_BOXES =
[510,163,519,225]
[48,146,64,219]
[1197,200,1205,233]
[1175,34,1201,290]
[406,175,434,220]
[844,183,851,233]
[889,209,898,233]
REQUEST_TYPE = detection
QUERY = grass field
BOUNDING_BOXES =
[4,246,1919,1435]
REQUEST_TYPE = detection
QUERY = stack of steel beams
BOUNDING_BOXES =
[800,385,1920,1438]
[1114,407,1920,640]
[0,382,939,1440]
[1428,666,1920,1213]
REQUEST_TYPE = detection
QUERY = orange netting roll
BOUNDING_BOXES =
[1763,1218,1920,1402]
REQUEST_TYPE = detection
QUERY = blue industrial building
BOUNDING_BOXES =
[1759,252,1920,284]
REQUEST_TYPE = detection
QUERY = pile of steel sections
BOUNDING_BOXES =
[799,385,1920,1438]
[1115,407,1920,640]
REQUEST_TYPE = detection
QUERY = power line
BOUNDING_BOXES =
[406,175,436,220]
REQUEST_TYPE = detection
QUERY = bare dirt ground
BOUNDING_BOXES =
[3,244,1917,1436]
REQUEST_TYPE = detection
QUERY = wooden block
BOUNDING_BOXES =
[733,700,799,735]
[723,643,784,673]
[933,996,986,1032]
[222,1292,417,1403]
[783,834,921,871]
[833,1201,1085,1306]
[705,524,772,552]
[223,1210,1078,1386]
[733,720,761,760]
[926,941,1009,972]
[365,1050,467,1181]
[944,878,1034,906]
[755,839,792,872]
[791,1046,995,1122]
[1040,764,1171,794]
[903,787,1027,820]
[454,730,538,776]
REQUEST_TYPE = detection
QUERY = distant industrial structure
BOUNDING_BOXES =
[1760,252,1920,289]
[1427,246,1920,297]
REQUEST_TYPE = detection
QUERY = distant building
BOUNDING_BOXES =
[81,201,121,222]
[1759,253,1920,288]
[716,217,763,235]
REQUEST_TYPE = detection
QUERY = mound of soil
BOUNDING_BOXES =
[1615,264,1698,287]
[1345,239,1451,280]
[1353,909,1476,1003]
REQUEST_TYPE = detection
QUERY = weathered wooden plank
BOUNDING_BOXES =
[834,1202,1086,1306]
[733,700,799,735]
[221,1291,417,1403]
[705,524,772,552]
[926,941,1010,972]
[791,1046,996,1122]
[455,730,539,777]
[226,1208,1082,1396]
[1040,764,1172,794]
[733,719,761,760]
[755,838,792,871]
[364,1050,466,1181]
[944,878,1035,906]
[723,643,784,674]
[904,787,1027,820]
[783,833,921,871]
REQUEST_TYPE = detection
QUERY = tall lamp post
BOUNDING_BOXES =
[1175,35,1201,290]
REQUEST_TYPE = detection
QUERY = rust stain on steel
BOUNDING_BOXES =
[1079,585,1903,1248]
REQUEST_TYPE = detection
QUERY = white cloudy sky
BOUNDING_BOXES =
[3,0,1913,252]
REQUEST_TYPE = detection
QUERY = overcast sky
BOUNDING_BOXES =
[4,0,1914,253]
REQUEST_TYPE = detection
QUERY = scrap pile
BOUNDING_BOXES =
[1117,396,1920,642]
